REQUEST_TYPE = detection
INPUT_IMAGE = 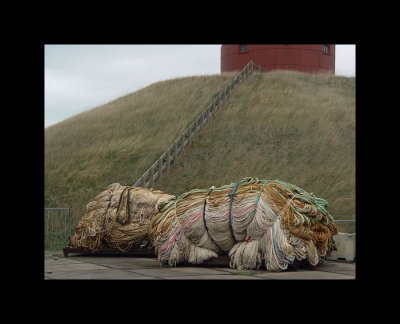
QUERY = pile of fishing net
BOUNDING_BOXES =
[68,183,175,251]
[149,177,337,271]
[68,177,337,271]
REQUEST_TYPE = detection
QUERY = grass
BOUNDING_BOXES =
[45,74,235,227]
[156,71,355,231]
[45,70,355,233]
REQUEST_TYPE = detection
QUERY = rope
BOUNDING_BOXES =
[149,177,338,270]
[255,182,267,208]
[202,186,224,252]
[227,181,241,244]
[202,186,214,235]
[68,183,175,252]
[69,177,338,272]
[115,186,133,225]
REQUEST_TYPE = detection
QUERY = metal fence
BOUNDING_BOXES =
[335,219,355,233]
[45,208,72,250]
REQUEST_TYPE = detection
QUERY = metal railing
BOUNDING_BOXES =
[133,60,262,188]
[45,208,72,250]
[335,219,355,233]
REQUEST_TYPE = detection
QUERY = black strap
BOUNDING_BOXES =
[202,186,224,252]
[228,181,244,244]
[202,186,215,223]
[116,186,132,225]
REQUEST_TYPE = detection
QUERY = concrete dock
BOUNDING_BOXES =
[44,251,355,280]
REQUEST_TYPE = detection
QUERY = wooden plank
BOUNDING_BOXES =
[63,245,156,257]
[63,245,231,267]
[201,255,230,266]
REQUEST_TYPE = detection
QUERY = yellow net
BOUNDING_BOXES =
[68,183,175,252]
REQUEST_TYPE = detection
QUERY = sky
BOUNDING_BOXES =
[45,45,355,128]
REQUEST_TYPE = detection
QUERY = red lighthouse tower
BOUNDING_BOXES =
[221,44,335,74]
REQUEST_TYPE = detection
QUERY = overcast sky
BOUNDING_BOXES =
[45,45,355,128]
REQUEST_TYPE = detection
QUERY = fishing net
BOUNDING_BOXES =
[68,183,175,252]
[149,177,337,271]
[68,177,337,271]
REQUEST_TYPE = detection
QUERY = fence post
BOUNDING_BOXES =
[143,171,149,188]
[182,130,187,148]
[188,127,193,146]
[46,210,49,239]
[214,100,219,113]
[166,149,171,170]
[51,210,54,249]
[68,208,72,238]
[150,166,155,188]
[158,158,163,181]
[174,141,178,163]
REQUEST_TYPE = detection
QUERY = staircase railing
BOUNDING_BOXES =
[133,60,262,188]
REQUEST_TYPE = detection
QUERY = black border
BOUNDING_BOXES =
[25,28,366,298]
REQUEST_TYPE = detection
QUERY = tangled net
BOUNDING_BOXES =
[68,177,337,271]
[149,177,337,271]
[68,183,175,252]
